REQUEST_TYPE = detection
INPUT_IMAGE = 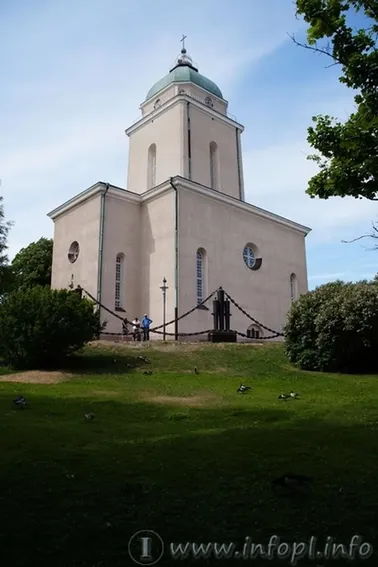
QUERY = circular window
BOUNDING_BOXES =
[68,241,80,263]
[243,246,256,269]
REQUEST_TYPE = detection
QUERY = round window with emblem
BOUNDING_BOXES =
[68,241,80,263]
[243,246,256,269]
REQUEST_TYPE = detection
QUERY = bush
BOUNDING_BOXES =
[284,280,378,373]
[0,286,105,369]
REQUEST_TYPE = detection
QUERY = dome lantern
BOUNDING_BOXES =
[145,36,223,102]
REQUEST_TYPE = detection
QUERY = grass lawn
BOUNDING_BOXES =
[0,341,378,566]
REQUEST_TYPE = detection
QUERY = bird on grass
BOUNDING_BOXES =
[138,355,150,364]
[272,473,312,489]
[237,383,251,394]
[194,367,199,374]
[85,413,95,421]
[143,370,153,375]
[13,396,28,408]
[290,391,299,399]
[277,393,290,400]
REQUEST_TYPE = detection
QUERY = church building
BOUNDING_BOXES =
[47,42,311,340]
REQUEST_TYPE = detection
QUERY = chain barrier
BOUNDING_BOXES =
[81,288,127,322]
[101,328,214,338]
[80,286,218,334]
[223,290,284,337]
[234,329,281,340]
[79,285,283,340]
[148,290,217,333]
[101,329,280,340]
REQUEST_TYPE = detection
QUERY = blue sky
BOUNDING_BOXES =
[1,0,377,288]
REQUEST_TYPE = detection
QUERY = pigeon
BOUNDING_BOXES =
[13,396,27,408]
[272,473,312,488]
[290,391,299,398]
[278,394,290,400]
[194,367,199,374]
[85,413,95,421]
[237,383,251,394]
[143,370,152,375]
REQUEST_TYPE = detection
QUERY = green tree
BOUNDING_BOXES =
[11,237,53,289]
[292,0,378,201]
[284,280,378,373]
[0,196,13,297]
[0,286,105,369]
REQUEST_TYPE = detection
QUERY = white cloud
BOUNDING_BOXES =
[308,273,346,281]
[309,272,376,282]
[243,140,377,244]
[242,78,377,245]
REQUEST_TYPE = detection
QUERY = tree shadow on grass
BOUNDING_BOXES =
[0,349,151,376]
[0,392,377,566]
[60,351,148,376]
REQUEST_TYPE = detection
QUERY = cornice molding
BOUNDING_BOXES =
[125,95,244,137]
[47,182,140,220]
[170,176,311,235]
[141,81,228,108]
[47,177,311,236]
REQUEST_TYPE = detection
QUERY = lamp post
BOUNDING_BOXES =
[160,277,168,341]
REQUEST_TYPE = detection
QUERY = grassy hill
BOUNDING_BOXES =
[0,341,377,566]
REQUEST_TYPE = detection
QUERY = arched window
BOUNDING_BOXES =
[246,324,263,339]
[209,142,218,189]
[196,248,206,305]
[290,273,298,301]
[115,253,125,309]
[147,143,157,188]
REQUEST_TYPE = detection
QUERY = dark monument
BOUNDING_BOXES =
[73,285,83,299]
[208,287,237,343]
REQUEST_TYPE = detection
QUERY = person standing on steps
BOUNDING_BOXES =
[141,314,153,341]
[132,317,141,341]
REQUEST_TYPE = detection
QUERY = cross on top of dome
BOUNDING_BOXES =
[170,35,198,72]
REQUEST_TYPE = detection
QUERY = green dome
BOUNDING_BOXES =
[145,51,223,101]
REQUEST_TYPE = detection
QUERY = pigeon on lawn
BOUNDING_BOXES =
[290,391,299,399]
[278,394,290,400]
[194,367,199,374]
[13,396,27,408]
[272,473,312,489]
[85,413,95,421]
[237,383,251,394]
[143,370,152,375]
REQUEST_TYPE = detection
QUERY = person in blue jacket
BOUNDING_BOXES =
[141,314,153,341]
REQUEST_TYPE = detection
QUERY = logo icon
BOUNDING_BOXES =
[128,530,164,565]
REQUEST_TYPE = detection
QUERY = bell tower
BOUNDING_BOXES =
[125,38,245,201]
